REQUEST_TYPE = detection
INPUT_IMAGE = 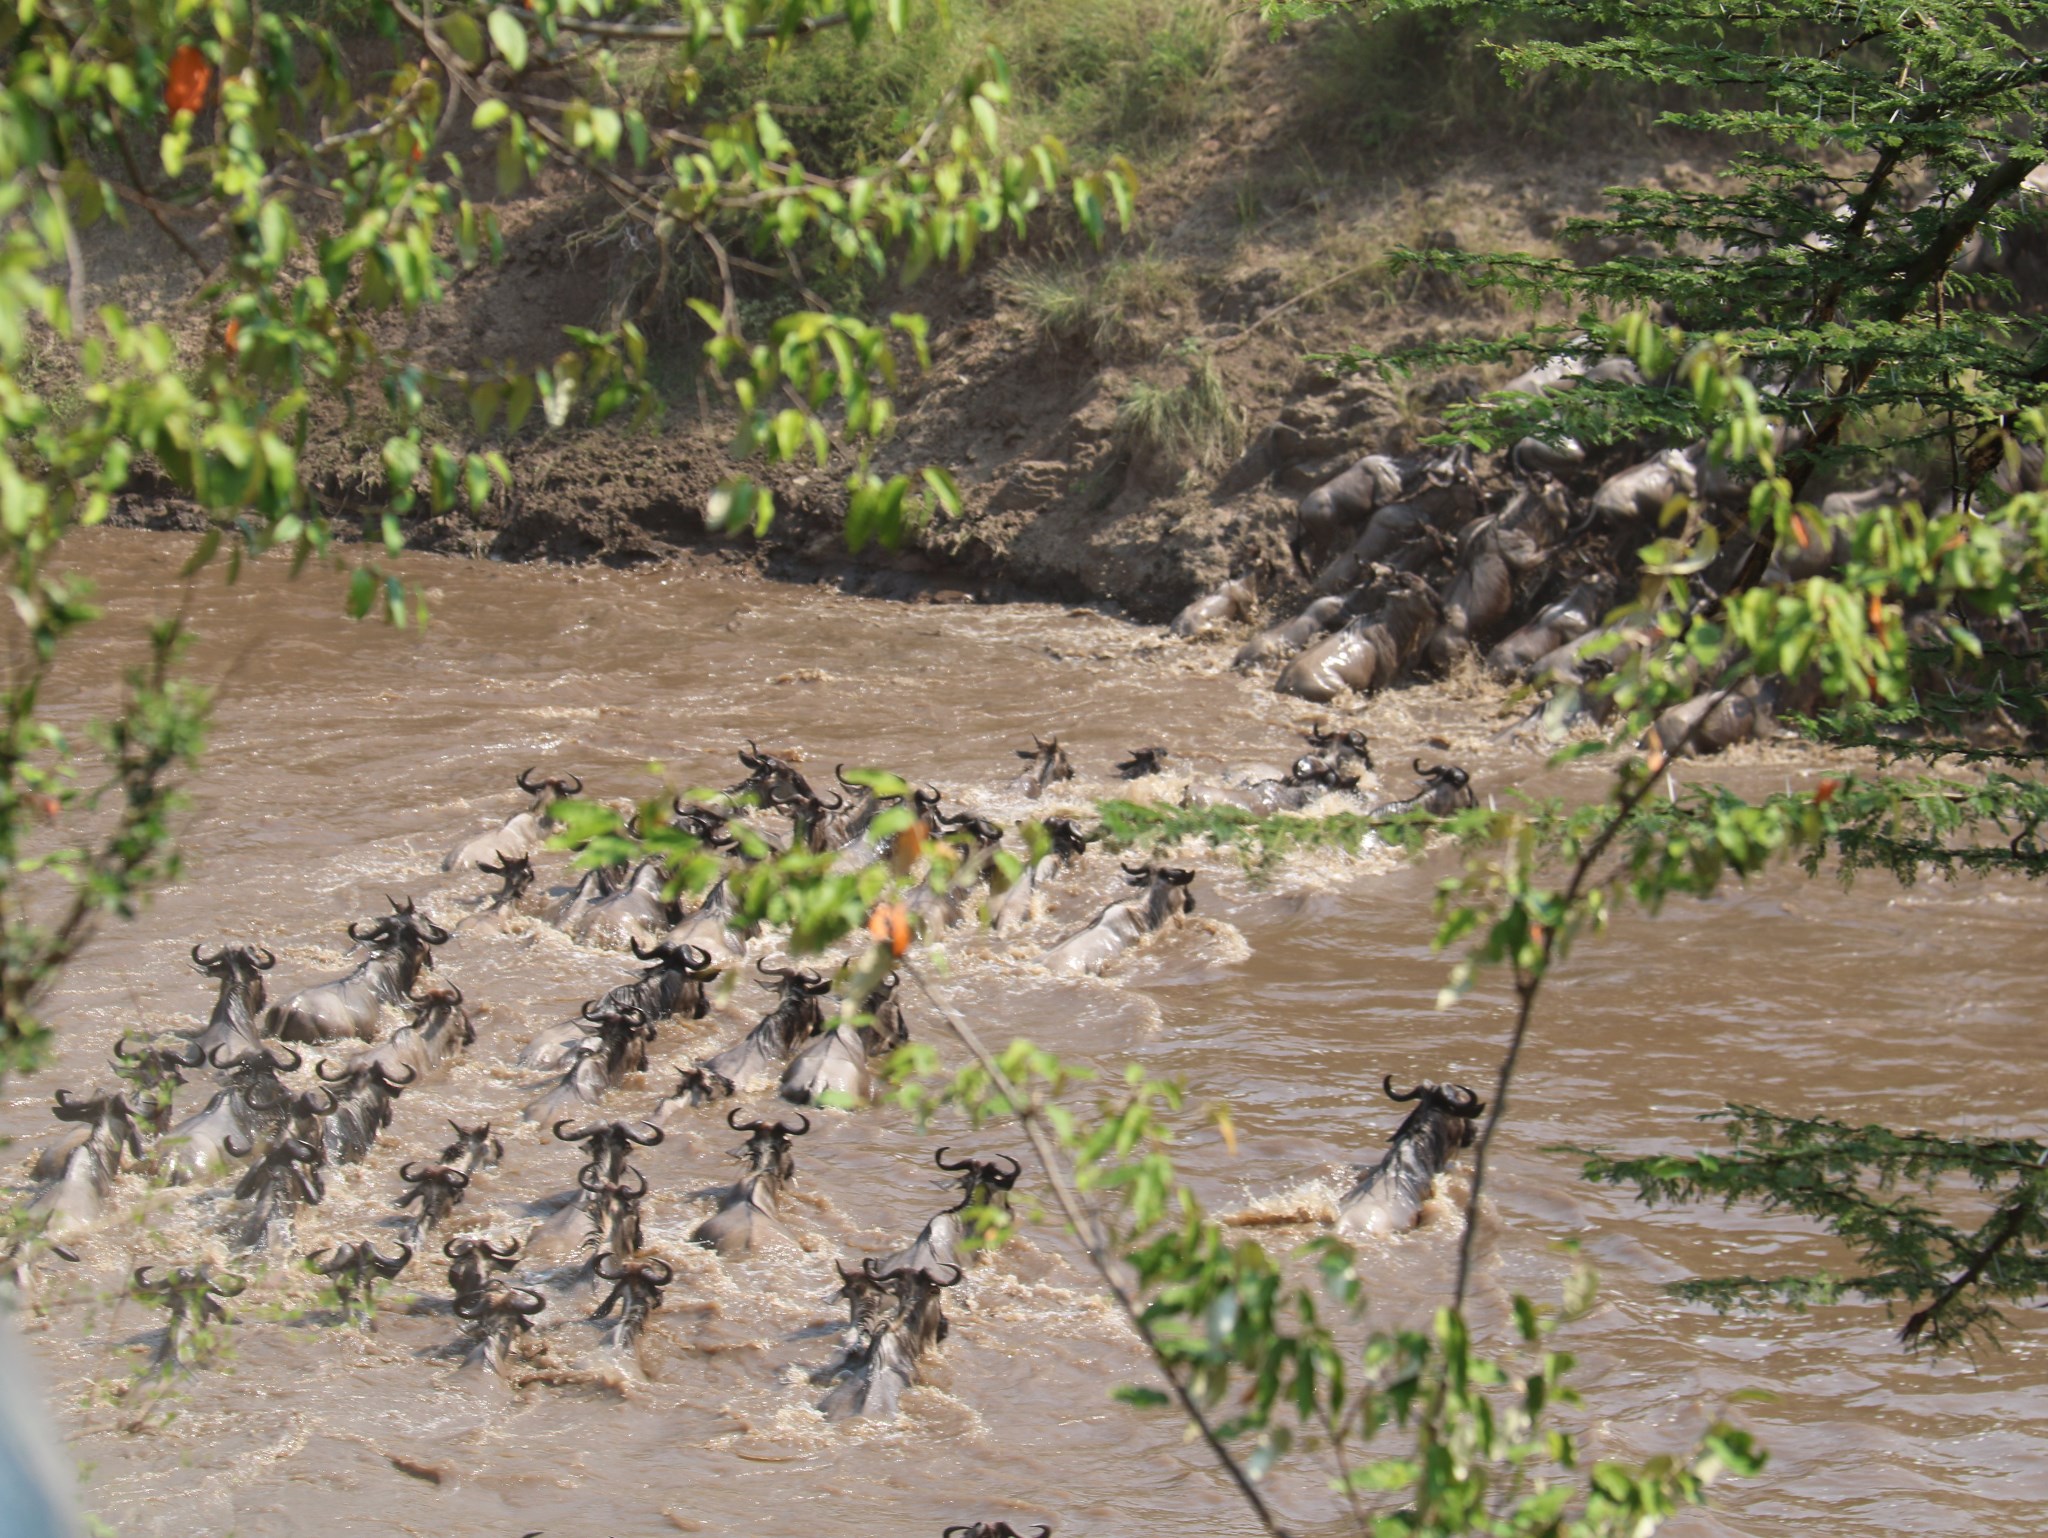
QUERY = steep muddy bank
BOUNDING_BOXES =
[4,533,2046,1538]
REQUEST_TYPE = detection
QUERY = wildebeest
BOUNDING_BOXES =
[702,962,832,1089]
[314,1055,416,1166]
[692,1108,808,1258]
[111,1034,206,1136]
[1486,583,1604,679]
[442,768,582,872]
[308,1240,412,1320]
[1170,577,1257,638]
[460,855,535,932]
[1591,447,1697,524]
[1368,761,1478,821]
[454,1282,546,1379]
[880,1149,1022,1273]
[445,1234,521,1312]
[554,1117,664,1183]
[395,1161,470,1244]
[944,1525,1052,1538]
[30,1090,144,1235]
[232,1138,324,1250]
[522,1002,655,1123]
[1336,1077,1485,1235]
[592,1251,672,1359]
[779,1020,876,1107]
[0,1232,79,1316]
[1305,723,1373,773]
[544,856,626,933]
[568,858,676,950]
[1293,452,1405,573]
[1011,736,1074,800]
[269,898,450,1043]
[1276,573,1441,701]
[355,982,473,1085]
[663,873,754,965]
[1116,746,1170,779]
[157,1042,301,1184]
[651,1063,737,1122]
[1041,863,1196,976]
[1422,478,1571,674]
[909,810,1007,930]
[132,1264,246,1372]
[816,1260,963,1420]
[187,944,276,1059]
[1234,594,1348,670]
[440,1121,505,1176]
[988,816,1091,936]
[604,939,719,1025]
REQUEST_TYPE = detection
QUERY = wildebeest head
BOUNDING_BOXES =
[315,1053,416,1099]
[1382,1075,1486,1150]
[943,1525,1053,1538]
[190,943,276,985]
[729,741,811,804]
[937,809,1004,856]
[441,1119,504,1170]
[408,982,474,1046]
[453,1280,546,1332]
[1121,862,1198,923]
[1307,724,1374,771]
[1412,760,1477,812]
[396,1161,470,1225]
[1282,753,1361,792]
[592,1250,672,1327]
[671,801,739,850]
[233,1137,324,1206]
[934,1147,1022,1214]
[555,1116,663,1182]
[1041,817,1091,863]
[51,1088,146,1161]
[728,1106,808,1184]
[757,959,833,1005]
[443,1234,521,1305]
[515,767,583,812]
[632,937,719,976]
[664,1063,736,1109]
[347,896,453,964]
[309,1239,412,1295]
[211,1041,301,1115]
[476,854,534,908]
[1014,735,1074,794]
[835,1257,900,1333]
[111,1035,205,1131]
[1115,746,1170,779]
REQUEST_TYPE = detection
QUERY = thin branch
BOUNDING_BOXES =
[554,9,852,43]
[1899,1179,2042,1345]
[901,961,1297,1538]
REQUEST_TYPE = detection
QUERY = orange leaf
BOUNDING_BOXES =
[223,317,240,356]
[867,903,912,958]
[164,46,211,115]
[1814,778,1841,805]
[888,821,925,876]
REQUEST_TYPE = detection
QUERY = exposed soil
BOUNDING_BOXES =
[94,18,1721,621]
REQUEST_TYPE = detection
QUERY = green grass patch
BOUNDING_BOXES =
[1114,350,1244,472]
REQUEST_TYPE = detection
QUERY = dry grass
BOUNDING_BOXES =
[996,252,1199,359]
[1114,350,1244,472]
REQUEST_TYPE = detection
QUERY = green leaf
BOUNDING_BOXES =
[487,9,529,73]
[441,11,486,67]
[471,98,510,132]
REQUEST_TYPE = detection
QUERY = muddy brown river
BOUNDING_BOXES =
[4,530,2044,1538]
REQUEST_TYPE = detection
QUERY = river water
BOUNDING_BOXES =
[4,530,2044,1538]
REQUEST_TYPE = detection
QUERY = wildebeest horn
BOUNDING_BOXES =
[1443,1083,1485,1115]
[374,1062,417,1089]
[208,1044,254,1070]
[625,1121,664,1147]
[50,1089,98,1121]
[988,1152,1022,1184]
[443,1235,478,1259]
[483,1236,520,1260]
[517,767,544,793]
[919,1263,966,1289]
[1383,1075,1425,1103]
[399,1161,426,1182]
[372,1242,412,1274]
[933,1147,974,1172]
[296,1086,339,1116]
[835,1259,864,1283]
[774,1113,811,1137]
[612,1167,648,1200]
[555,773,583,795]
[191,943,221,967]
[251,946,276,969]
[675,943,714,971]
[1119,861,1153,878]
[265,1043,303,1072]
[315,1057,351,1083]
[347,919,380,943]
[505,1287,546,1315]
[1162,867,1195,885]
[223,1133,254,1159]
[554,1119,600,1143]
[593,1251,624,1281]
[629,937,659,961]
[639,1256,674,1286]
[578,1163,609,1193]
[799,973,832,996]
[725,1107,753,1132]
[755,958,793,981]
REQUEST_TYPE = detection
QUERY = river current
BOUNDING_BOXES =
[4,531,2044,1538]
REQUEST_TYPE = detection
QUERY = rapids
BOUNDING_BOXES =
[3,530,2044,1537]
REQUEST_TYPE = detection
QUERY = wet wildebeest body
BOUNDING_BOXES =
[232,1138,324,1250]
[269,898,451,1043]
[1369,761,1478,821]
[1422,478,1571,674]
[1011,736,1074,800]
[1170,577,1257,638]
[1307,452,1478,594]
[309,1240,412,1319]
[943,1525,1052,1538]
[158,1043,301,1184]
[356,983,473,1085]
[111,1035,206,1137]
[1293,452,1407,573]
[1276,573,1442,702]
[1487,583,1604,679]
[445,1235,521,1312]
[598,940,719,1029]
[880,1149,1022,1274]
[1234,594,1348,670]
[442,768,581,872]
[663,873,753,965]
[580,1164,650,1270]
[455,1283,546,1379]
[693,1109,808,1258]
[779,1020,876,1106]
[132,1265,246,1372]
[282,1087,337,1170]
[569,859,676,950]
[703,963,831,1089]
[522,1002,654,1123]
[30,1090,145,1236]
[0,1233,80,1316]
[315,1055,416,1166]
[908,811,1007,930]
[1116,746,1170,779]
[525,1119,661,1260]
[1225,753,1362,815]
[988,816,1090,936]
[816,1260,963,1420]
[1041,863,1197,976]
[651,1063,738,1122]
[1336,1077,1486,1236]
[544,857,625,933]
[460,855,535,932]
[187,944,276,1059]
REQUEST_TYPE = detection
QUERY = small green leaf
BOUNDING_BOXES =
[487,9,529,73]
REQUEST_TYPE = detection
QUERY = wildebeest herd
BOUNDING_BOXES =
[5,733,1488,1531]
